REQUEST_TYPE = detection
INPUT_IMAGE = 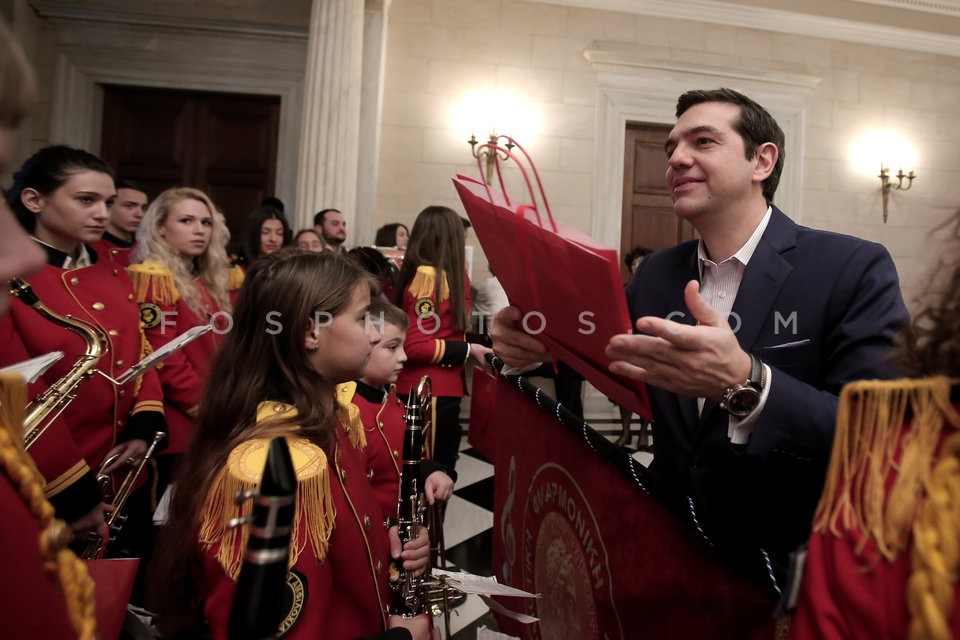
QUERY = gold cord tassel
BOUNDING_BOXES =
[812,376,960,640]
[0,372,96,639]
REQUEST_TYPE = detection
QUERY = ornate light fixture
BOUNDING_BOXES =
[468,132,515,185]
[879,164,916,223]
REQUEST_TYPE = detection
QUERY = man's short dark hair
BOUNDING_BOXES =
[115,178,145,194]
[676,88,785,204]
[313,208,340,227]
[261,196,284,213]
[624,245,653,270]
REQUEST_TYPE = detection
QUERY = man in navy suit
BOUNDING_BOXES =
[491,88,909,591]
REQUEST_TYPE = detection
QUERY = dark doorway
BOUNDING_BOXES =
[100,85,280,253]
[621,122,696,283]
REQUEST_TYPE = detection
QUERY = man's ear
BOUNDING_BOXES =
[19,188,44,214]
[752,142,778,183]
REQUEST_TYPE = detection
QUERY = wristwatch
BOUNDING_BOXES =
[720,353,765,417]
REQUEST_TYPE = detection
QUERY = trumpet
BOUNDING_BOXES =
[390,376,464,618]
[9,278,106,450]
[82,430,165,559]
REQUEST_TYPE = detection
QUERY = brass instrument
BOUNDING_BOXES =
[391,376,464,618]
[82,429,165,559]
[9,278,106,450]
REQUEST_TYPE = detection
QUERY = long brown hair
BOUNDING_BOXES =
[149,249,371,635]
[399,206,468,331]
[900,209,960,378]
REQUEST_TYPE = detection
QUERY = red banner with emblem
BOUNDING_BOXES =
[469,367,777,639]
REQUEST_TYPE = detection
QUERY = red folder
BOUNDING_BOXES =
[454,156,650,419]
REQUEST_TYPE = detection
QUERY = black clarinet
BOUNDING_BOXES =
[228,437,297,640]
[392,376,430,617]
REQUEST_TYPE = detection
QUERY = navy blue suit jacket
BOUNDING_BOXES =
[625,206,909,587]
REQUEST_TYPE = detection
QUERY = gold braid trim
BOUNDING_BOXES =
[812,377,960,640]
[336,382,367,450]
[198,405,335,580]
[132,326,154,399]
[408,265,449,301]
[0,372,96,640]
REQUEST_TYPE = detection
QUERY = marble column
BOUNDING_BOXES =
[355,0,392,247]
[295,0,365,236]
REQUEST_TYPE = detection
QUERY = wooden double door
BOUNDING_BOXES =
[100,86,280,252]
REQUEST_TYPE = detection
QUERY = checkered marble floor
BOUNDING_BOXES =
[440,380,652,639]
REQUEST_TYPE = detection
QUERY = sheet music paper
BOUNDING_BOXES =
[0,351,64,383]
[431,568,538,598]
[114,324,212,385]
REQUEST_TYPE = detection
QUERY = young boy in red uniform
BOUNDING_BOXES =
[339,297,455,521]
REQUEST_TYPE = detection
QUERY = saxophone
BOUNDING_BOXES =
[9,278,106,450]
[390,375,464,618]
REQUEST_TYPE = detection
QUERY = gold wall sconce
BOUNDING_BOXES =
[879,164,915,223]
[468,132,515,185]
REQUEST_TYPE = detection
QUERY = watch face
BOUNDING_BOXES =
[726,387,760,416]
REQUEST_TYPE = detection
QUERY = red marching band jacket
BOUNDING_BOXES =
[196,402,394,639]
[128,261,241,455]
[396,265,473,398]
[88,232,135,268]
[0,243,166,522]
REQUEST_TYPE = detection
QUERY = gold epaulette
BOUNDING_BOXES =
[814,376,960,558]
[128,261,179,306]
[198,402,335,581]
[226,264,245,292]
[336,382,367,450]
[408,265,449,301]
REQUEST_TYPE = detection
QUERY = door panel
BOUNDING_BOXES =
[621,123,696,282]
[100,86,280,252]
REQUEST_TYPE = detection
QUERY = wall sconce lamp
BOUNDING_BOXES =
[468,132,515,185]
[879,164,916,223]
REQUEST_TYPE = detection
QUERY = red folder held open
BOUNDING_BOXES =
[454,158,650,419]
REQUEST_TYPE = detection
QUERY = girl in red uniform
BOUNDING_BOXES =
[0,145,166,540]
[151,249,430,640]
[130,187,238,460]
[395,206,491,469]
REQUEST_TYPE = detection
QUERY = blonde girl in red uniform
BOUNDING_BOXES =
[395,206,491,469]
[130,187,238,460]
[151,249,430,640]
[0,145,166,540]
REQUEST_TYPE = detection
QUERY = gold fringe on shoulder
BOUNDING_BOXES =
[199,433,335,581]
[813,377,960,640]
[408,265,449,301]
[336,382,367,450]
[0,373,96,639]
[128,261,180,306]
[226,265,245,292]
[814,377,959,558]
